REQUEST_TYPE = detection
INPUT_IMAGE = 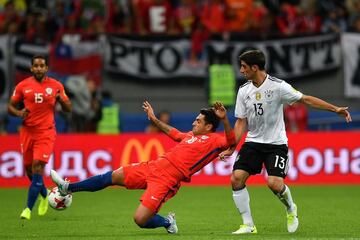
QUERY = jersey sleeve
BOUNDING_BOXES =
[11,82,23,103]
[280,81,303,105]
[234,88,247,119]
[58,82,69,101]
[214,131,235,149]
[168,128,187,142]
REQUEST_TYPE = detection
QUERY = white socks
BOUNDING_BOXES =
[276,185,295,212]
[232,188,254,227]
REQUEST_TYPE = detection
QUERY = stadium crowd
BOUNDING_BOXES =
[1,0,360,42]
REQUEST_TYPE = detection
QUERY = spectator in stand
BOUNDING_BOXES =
[317,0,345,19]
[86,14,106,36]
[200,0,225,34]
[55,13,82,43]
[321,8,348,33]
[317,0,348,33]
[189,0,225,66]
[23,11,51,43]
[248,0,277,37]
[145,110,171,133]
[79,0,106,32]
[224,0,253,33]
[46,0,77,40]
[275,2,303,36]
[0,0,26,15]
[105,0,133,34]
[19,11,36,41]
[37,13,52,43]
[188,20,209,66]
[0,0,23,34]
[299,4,322,34]
[25,0,47,15]
[173,0,197,34]
[284,102,308,132]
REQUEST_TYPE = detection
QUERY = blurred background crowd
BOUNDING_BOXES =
[1,0,360,41]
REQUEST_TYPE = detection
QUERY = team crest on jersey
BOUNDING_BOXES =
[255,92,261,100]
[45,87,53,95]
[265,90,273,101]
[201,135,209,140]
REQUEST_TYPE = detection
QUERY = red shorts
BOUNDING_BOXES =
[19,126,56,166]
[123,158,184,213]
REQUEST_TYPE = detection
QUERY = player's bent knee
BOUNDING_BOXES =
[231,170,248,190]
[133,215,148,228]
[112,168,125,186]
[231,175,245,190]
[32,160,46,174]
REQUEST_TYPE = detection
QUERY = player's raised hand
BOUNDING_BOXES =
[335,107,352,123]
[213,101,227,119]
[143,101,156,121]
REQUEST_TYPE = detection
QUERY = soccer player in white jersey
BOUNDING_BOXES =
[222,49,352,234]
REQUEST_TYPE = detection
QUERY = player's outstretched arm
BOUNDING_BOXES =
[214,101,236,160]
[219,117,247,160]
[142,101,174,134]
[299,95,352,123]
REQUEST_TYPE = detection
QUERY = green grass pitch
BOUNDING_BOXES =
[0,185,359,239]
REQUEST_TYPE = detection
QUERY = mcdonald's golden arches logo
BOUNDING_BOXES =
[121,138,165,166]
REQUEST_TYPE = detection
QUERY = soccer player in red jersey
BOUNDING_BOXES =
[8,55,72,220]
[50,100,235,234]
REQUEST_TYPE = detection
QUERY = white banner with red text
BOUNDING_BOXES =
[0,132,359,187]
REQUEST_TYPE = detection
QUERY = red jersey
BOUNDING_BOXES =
[11,76,69,130]
[162,128,235,181]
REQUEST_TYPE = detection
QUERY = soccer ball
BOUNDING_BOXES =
[48,187,72,210]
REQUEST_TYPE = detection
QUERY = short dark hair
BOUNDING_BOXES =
[239,50,265,70]
[31,55,48,66]
[200,108,219,132]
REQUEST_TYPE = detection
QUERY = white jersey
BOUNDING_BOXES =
[235,74,303,145]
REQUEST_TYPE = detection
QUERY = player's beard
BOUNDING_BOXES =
[33,73,45,81]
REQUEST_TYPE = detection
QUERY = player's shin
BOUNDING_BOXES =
[68,171,113,192]
[141,214,170,229]
[39,185,48,198]
[275,185,295,212]
[27,174,44,209]
[232,187,254,227]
